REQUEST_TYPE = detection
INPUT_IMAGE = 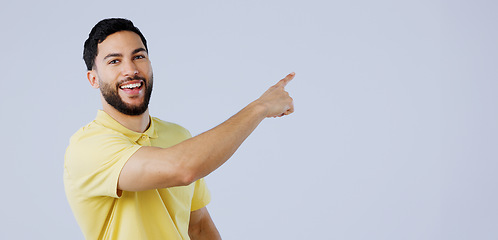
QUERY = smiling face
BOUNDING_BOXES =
[87,30,153,116]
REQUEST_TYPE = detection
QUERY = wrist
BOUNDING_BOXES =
[247,100,269,119]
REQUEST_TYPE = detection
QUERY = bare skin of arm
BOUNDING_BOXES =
[117,73,295,191]
[188,207,221,240]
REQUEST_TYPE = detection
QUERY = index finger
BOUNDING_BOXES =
[277,72,295,88]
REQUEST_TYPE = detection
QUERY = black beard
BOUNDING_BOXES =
[99,75,153,116]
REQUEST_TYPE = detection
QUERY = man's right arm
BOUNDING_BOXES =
[117,73,295,192]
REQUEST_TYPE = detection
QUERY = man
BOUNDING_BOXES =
[64,18,294,240]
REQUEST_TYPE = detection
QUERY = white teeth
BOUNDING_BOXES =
[120,83,142,89]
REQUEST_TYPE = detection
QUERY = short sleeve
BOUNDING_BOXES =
[190,178,211,211]
[65,128,141,198]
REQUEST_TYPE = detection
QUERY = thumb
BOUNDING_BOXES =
[276,72,295,88]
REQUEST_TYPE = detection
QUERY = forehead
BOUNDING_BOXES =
[96,31,145,57]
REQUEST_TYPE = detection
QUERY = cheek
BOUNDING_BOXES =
[98,76,118,90]
[140,62,153,76]
[100,70,120,83]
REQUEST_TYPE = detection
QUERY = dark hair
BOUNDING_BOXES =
[83,18,148,70]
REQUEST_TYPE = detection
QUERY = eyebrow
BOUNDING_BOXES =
[103,48,147,60]
[132,48,147,55]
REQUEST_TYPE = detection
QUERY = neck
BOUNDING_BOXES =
[101,98,150,133]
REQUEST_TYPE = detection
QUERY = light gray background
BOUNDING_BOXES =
[1,0,496,239]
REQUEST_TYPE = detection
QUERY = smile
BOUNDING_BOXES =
[119,81,144,90]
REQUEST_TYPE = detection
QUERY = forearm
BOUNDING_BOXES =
[172,101,267,183]
[189,219,221,240]
[189,207,221,240]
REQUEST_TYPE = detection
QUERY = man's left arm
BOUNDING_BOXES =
[189,207,221,240]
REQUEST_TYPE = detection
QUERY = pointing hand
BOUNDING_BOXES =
[255,72,295,118]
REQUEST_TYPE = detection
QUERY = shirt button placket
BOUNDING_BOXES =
[139,135,151,146]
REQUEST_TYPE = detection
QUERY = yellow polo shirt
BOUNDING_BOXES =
[64,110,211,240]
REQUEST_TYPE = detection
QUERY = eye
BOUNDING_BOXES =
[134,55,145,60]
[108,59,120,64]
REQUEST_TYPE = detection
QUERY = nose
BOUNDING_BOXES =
[122,59,139,77]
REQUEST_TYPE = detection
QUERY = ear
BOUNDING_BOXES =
[87,70,99,89]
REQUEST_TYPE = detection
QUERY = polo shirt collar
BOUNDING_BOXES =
[95,110,158,142]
